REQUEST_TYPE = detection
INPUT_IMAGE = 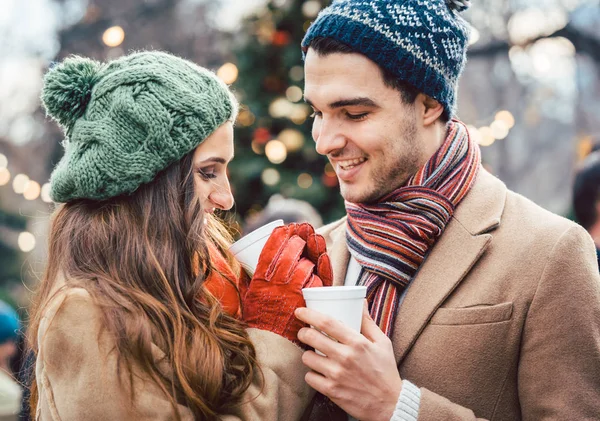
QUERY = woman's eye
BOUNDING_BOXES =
[198,169,217,180]
[310,110,322,118]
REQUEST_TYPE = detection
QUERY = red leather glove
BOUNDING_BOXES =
[241,223,333,345]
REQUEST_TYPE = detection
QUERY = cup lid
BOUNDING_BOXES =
[302,286,367,301]
[229,219,284,255]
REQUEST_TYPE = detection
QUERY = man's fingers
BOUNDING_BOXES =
[301,348,335,377]
[295,307,358,345]
[360,301,387,342]
[304,370,332,398]
[297,326,342,357]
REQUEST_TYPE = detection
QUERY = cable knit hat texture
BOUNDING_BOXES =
[42,51,238,203]
[302,0,472,117]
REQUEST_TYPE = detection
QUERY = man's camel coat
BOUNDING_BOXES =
[307,169,600,420]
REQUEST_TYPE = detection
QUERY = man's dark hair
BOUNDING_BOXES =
[573,151,600,230]
[307,37,449,122]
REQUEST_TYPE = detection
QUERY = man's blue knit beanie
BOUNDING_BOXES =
[302,0,472,118]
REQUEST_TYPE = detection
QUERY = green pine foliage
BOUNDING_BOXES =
[230,0,345,224]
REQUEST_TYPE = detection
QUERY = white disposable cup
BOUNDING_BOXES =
[228,219,284,275]
[302,286,367,355]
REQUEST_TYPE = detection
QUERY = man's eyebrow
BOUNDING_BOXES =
[304,97,379,109]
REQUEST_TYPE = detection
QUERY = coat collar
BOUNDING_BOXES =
[319,169,507,363]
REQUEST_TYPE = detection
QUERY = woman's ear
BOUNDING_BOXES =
[418,94,445,126]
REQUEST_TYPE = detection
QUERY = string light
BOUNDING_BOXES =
[490,120,510,140]
[290,104,311,125]
[469,28,480,46]
[289,66,304,82]
[478,126,496,146]
[12,174,29,194]
[324,163,336,177]
[286,86,303,103]
[269,98,294,118]
[265,140,287,164]
[495,110,515,129]
[102,26,125,47]
[41,183,52,203]
[217,63,239,84]
[302,0,321,18]
[251,140,264,155]
[261,168,280,186]
[237,109,255,127]
[18,232,36,252]
[278,129,304,152]
[23,180,41,200]
[0,153,7,169]
[297,173,313,189]
[0,168,10,186]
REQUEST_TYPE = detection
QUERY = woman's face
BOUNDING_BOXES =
[192,122,235,213]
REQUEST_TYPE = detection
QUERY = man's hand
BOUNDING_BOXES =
[295,303,402,421]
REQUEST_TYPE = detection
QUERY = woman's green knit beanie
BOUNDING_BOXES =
[41,51,238,202]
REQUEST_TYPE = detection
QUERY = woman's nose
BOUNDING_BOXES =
[209,184,234,211]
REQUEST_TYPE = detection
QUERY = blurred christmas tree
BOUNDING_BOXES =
[227,0,345,225]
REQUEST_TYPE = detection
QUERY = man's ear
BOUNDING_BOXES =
[418,94,445,127]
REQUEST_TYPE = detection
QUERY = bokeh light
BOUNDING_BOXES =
[297,173,313,189]
[265,140,287,164]
[261,168,280,186]
[217,62,239,84]
[41,183,52,203]
[289,66,304,82]
[18,232,36,252]
[102,26,125,47]
[278,129,304,152]
[478,126,496,146]
[0,168,10,186]
[495,111,515,129]
[490,120,510,140]
[286,86,303,103]
[12,174,29,194]
[23,180,41,200]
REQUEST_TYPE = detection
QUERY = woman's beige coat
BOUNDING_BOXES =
[34,286,314,421]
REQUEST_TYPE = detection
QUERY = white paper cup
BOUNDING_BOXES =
[228,219,284,275]
[302,286,367,355]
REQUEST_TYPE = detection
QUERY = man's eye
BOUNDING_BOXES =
[346,112,368,120]
[198,169,216,180]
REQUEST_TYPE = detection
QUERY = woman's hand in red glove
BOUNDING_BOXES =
[241,223,333,345]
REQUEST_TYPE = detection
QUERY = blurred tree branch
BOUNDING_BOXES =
[469,23,600,62]
[57,0,177,53]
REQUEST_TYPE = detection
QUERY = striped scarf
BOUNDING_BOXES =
[346,119,480,337]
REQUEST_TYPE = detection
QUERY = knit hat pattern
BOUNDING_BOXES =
[42,51,238,202]
[301,0,471,117]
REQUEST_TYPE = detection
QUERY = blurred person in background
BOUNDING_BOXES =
[291,0,600,420]
[27,51,331,421]
[0,301,21,421]
[573,149,600,269]
[243,194,323,235]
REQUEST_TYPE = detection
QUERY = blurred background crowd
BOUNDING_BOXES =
[0,0,599,418]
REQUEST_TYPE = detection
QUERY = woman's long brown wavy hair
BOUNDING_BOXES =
[26,151,257,420]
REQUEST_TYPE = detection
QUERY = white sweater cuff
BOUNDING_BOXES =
[390,380,421,421]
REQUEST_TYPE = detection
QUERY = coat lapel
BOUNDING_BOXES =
[319,218,351,287]
[319,170,507,365]
[391,169,507,364]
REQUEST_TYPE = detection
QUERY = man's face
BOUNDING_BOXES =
[304,49,428,204]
